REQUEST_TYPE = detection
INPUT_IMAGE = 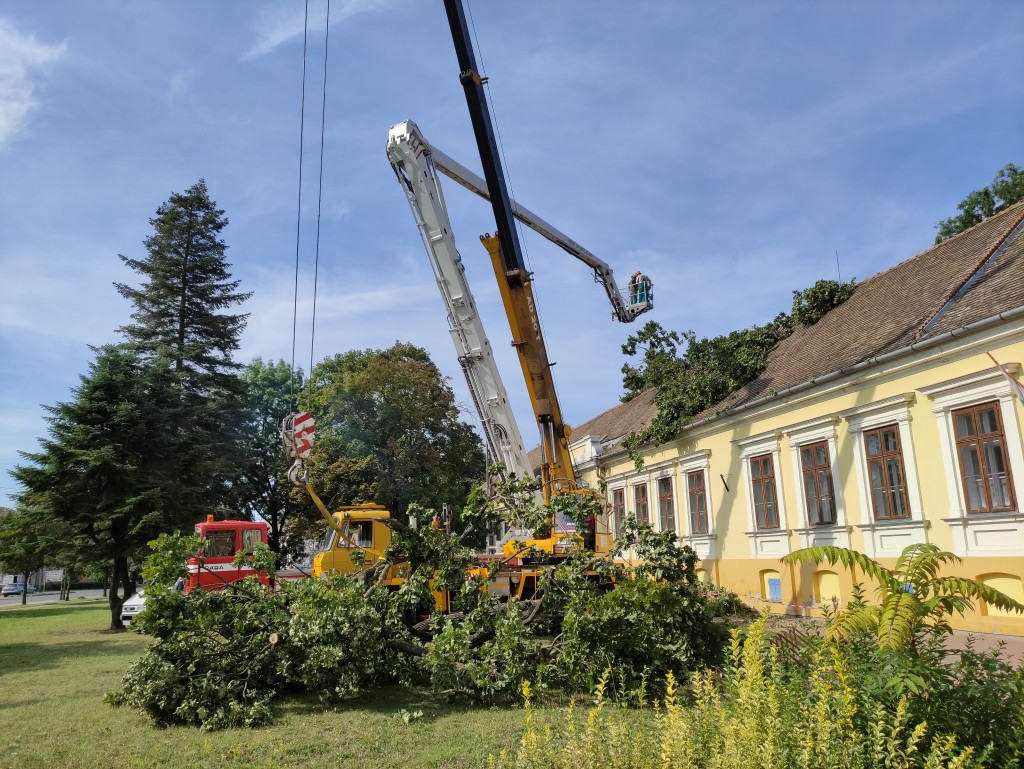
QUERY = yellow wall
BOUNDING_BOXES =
[579,326,1024,635]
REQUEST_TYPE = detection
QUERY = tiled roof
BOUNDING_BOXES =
[556,201,1024,461]
[529,387,658,468]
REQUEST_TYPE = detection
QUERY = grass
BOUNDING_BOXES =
[0,600,549,769]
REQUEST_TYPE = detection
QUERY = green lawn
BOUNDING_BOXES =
[0,600,541,769]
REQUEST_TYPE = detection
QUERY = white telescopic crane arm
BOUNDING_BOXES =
[387,120,534,482]
[422,135,652,324]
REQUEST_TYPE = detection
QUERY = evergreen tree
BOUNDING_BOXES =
[0,510,53,605]
[11,345,210,628]
[115,179,252,500]
[116,179,251,389]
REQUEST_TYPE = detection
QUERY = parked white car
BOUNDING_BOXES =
[120,579,183,625]
[120,590,147,624]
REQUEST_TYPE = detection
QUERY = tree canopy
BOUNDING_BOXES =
[115,179,251,389]
[232,358,308,561]
[620,315,793,462]
[115,179,252,501]
[302,342,485,517]
[0,509,54,604]
[935,163,1024,243]
[620,278,856,464]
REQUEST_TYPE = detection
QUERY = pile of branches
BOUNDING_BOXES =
[107,517,731,729]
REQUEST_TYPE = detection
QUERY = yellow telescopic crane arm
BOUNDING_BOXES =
[441,0,652,505]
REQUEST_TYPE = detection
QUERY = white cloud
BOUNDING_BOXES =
[0,18,65,147]
[244,0,400,60]
[0,247,128,345]
[326,200,352,220]
[166,69,196,105]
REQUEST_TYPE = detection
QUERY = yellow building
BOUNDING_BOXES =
[568,201,1024,635]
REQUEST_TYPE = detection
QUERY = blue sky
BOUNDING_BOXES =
[1,1,1022,506]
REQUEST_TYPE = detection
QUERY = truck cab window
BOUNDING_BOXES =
[341,521,373,548]
[241,529,263,553]
[204,531,236,558]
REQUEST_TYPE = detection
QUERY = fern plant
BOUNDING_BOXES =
[782,544,1024,653]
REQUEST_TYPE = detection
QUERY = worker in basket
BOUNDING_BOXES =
[628,272,652,305]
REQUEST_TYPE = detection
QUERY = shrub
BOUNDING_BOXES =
[845,628,1024,769]
[494,614,983,769]
[783,544,1024,653]
[698,580,754,618]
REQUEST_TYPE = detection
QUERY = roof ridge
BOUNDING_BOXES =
[915,205,1024,339]
[855,199,1024,290]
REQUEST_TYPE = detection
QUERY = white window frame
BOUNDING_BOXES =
[735,431,791,558]
[920,364,1024,557]
[784,415,851,549]
[637,457,679,537]
[678,449,716,560]
[838,394,929,558]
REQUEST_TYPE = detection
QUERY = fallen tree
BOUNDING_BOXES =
[107,512,732,729]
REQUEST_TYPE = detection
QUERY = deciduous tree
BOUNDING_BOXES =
[620,277,860,466]
[935,163,1024,243]
[233,358,309,561]
[619,321,686,402]
[0,510,53,605]
[620,315,792,465]
[302,343,484,518]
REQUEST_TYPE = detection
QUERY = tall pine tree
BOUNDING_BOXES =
[115,179,252,502]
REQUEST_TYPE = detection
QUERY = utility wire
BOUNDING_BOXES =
[308,0,330,396]
[290,0,311,410]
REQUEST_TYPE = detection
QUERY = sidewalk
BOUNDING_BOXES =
[766,614,1024,665]
[948,629,1024,664]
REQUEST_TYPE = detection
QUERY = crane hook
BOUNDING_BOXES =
[281,411,317,488]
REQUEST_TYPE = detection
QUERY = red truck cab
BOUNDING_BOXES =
[186,516,269,592]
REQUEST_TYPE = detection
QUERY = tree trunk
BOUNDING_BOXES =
[108,557,134,630]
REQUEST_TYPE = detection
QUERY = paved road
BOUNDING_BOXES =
[0,588,107,606]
